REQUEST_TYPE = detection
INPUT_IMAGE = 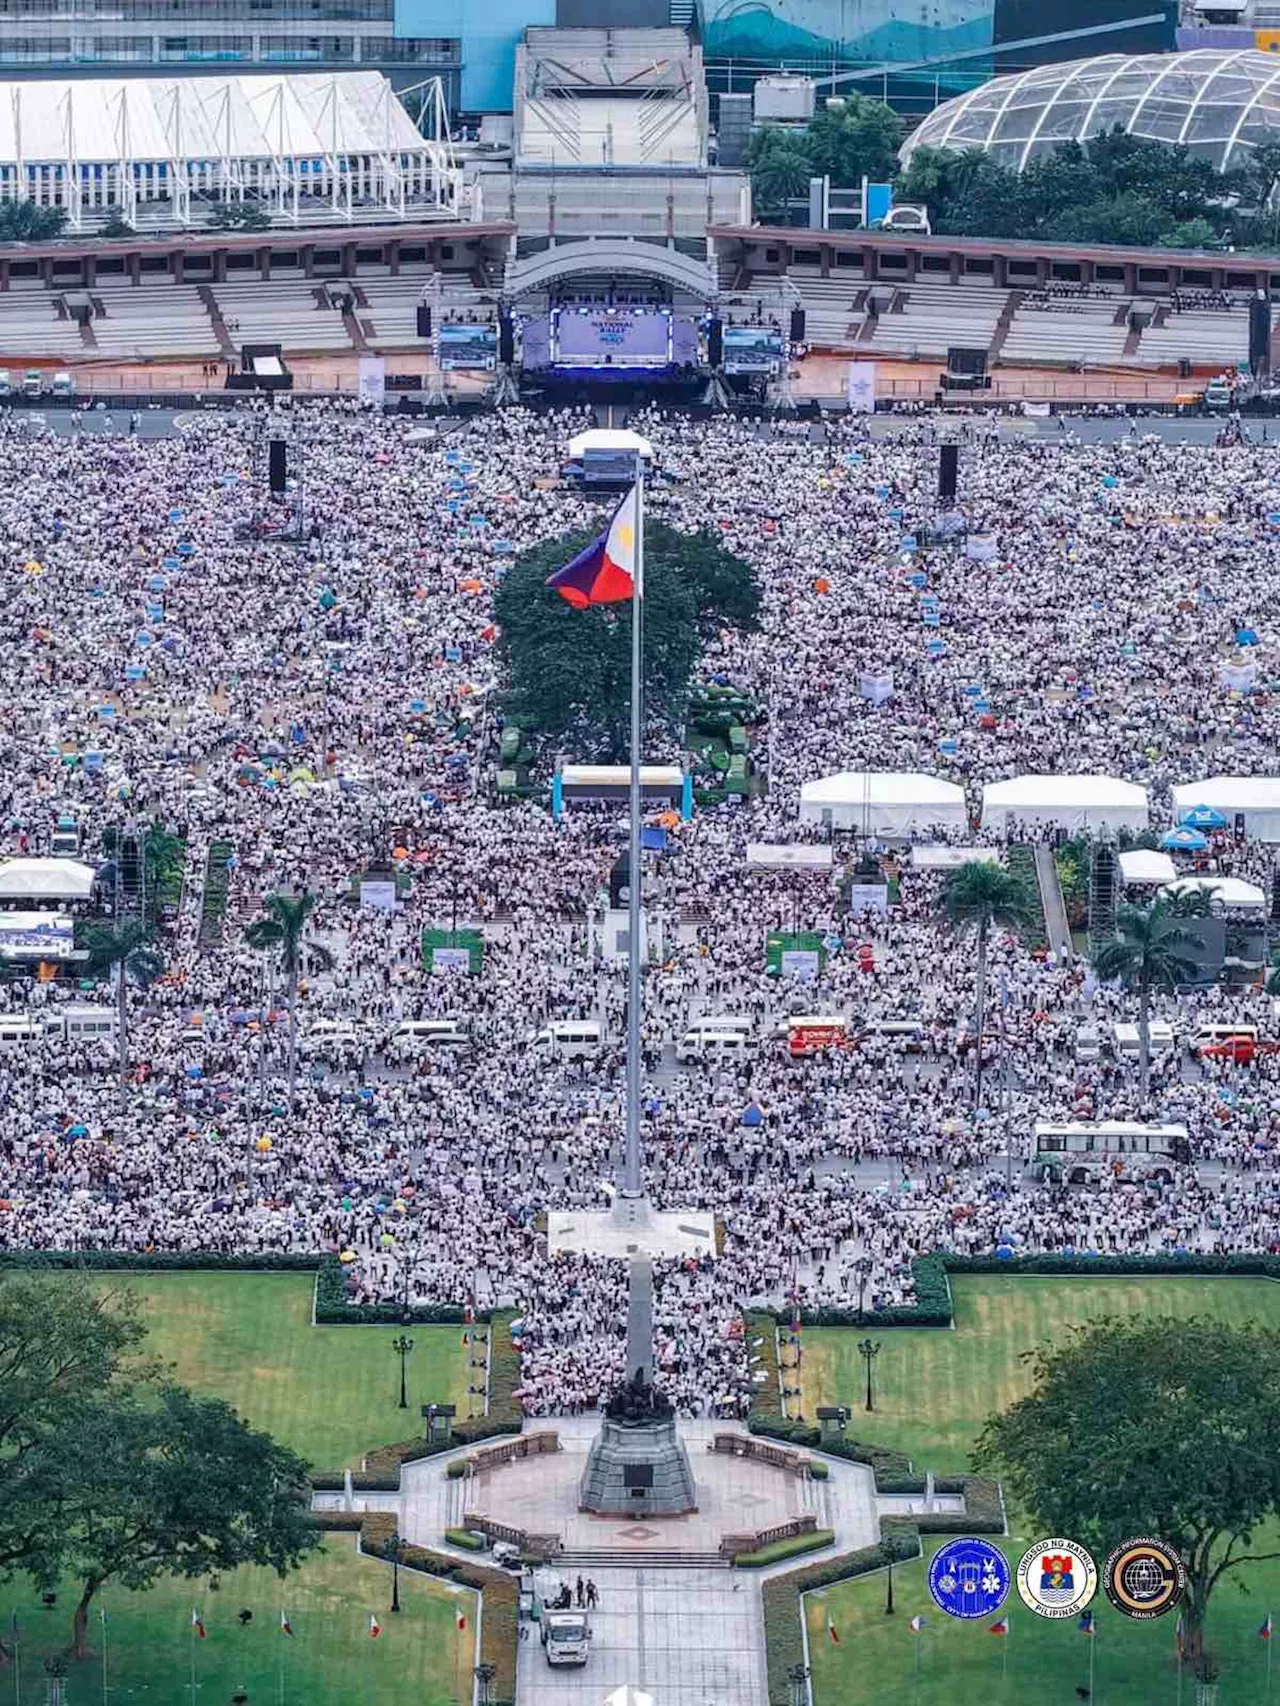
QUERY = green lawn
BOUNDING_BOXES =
[6,1535,474,1706]
[799,1276,1280,1705]
[89,1271,474,1469]
[806,1535,1280,1706]
[799,1275,1280,1473]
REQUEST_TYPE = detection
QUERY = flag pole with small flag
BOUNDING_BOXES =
[1262,1611,1274,1698]
[455,1606,467,1633]
[188,1607,204,1706]
[990,1612,1009,1683]
[826,1611,839,1645]
[279,1610,293,1638]
[369,1612,381,1639]
[1080,1605,1096,1699]
[909,1613,925,1693]
[100,1606,108,1706]
[9,1609,18,1706]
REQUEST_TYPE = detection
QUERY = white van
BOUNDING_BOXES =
[0,1016,46,1051]
[1189,1023,1258,1058]
[1113,1021,1176,1059]
[386,1018,470,1054]
[676,1027,754,1064]
[43,1005,118,1045]
[1074,1024,1103,1064]
[299,1019,362,1060]
[860,1019,926,1050]
[531,1020,604,1060]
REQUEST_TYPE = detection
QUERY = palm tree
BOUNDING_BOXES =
[1092,899,1200,1109]
[83,920,165,1093]
[940,861,1034,1108]
[143,822,185,918]
[1164,883,1218,920]
[244,890,334,1102]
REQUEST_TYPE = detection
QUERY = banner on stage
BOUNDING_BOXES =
[846,363,876,413]
[358,357,386,407]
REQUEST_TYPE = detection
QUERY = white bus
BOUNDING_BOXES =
[1031,1121,1191,1186]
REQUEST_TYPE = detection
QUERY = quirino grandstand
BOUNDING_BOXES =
[1,37,1280,396]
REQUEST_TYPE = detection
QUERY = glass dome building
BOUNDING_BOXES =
[900,49,1280,174]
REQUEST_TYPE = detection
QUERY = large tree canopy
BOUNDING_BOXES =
[494,517,759,760]
[974,1316,1280,1670]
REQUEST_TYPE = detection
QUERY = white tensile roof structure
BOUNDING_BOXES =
[0,858,96,901]
[1119,849,1178,886]
[1170,777,1280,841]
[0,72,460,228]
[798,771,967,837]
[980,774,1149,834]
[1162,876,1267,910]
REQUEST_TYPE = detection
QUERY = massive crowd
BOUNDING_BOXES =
[2,400,1280,1417]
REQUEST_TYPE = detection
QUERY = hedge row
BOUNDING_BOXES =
[747,1416,912,1479]
[315,1511,517,1705]
[880,1475,1004,1539]
[773,1253,953,1329]
[733,1529,836,1569]
[748,1310,785,1423]
[763,1532,922,1706]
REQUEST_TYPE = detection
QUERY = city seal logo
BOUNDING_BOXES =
[1016,1538,1098,1619]
[1103,1537,1187,1620]
[928,1538,1011,1620]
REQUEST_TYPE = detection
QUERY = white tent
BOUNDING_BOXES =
[0,858,96,901]
[1162,876,1267,911]
[567,429,654,461]
[980,774,1148,834]
[911,845,1001,870]
[798,772,967,837]
[1119,849,1178,887]
[1170,777,1280,841]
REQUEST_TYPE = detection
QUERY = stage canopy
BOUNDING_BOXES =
[1162,875,1267,910]
[911,845,1001,870]
[1119,849,1178,886]
[980,774,1148,834]
[798,771,967,837]
[1170,777,1280,841]
[0,858,96,901]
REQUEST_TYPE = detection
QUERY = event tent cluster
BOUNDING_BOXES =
[0,72,460,229]
[798,771,1153,837]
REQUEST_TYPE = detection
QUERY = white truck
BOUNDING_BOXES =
[541,1606,591,1667]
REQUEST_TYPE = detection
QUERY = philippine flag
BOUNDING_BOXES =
[369,1613,382,1639]
[545,486,638,608]
[191,1609,206,1640]
[989,1617,1009,1636]
[909,1615,926,1634]
[1261,1614,1273,1640]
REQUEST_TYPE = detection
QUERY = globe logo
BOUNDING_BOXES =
[1103,1538,1187,1620]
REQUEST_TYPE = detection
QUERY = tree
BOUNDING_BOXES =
[0,1278,147,1580]
[1091,898,1199,1109]
[745,128,813,221]
[975,1316,1280,1671]
[940,861,1032,1108]
[805,94,904,189]
[97,212,135,239]
[209,201,271,232]
[83,920,165,1094]
[244,890,334,1102]
[494,519,759,760]
[0,202,67,243]
[144,822,185,919]
[34,1386,318,1659]
[1164,883,1218,919]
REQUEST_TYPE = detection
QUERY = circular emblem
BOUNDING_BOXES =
[1103,1537,1186,1620]
[928,1538,1011,1620]
[1016,1538,1098,1619]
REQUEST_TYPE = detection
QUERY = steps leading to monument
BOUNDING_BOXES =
[555,1549,728,1568]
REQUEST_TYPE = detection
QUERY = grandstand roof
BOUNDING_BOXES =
[902,49,1280,174]
[0,71,426,167]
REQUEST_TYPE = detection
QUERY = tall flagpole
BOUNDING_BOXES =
[621,456,649,1385]
[624,456,644,1204]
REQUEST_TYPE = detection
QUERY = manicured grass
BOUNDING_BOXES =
[798,1276,1280,1705]
[7,1535,474,1706]
[805,1532,1280,1706]
[798,1275,1280,1473]
[89,1272,474,1468]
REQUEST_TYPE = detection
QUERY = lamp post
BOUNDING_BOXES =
[392,1333,414,1409]
[857,1337,880,1413]
[387,1531,404,1614]
[885,1558,895,1615]
[473,1662,496,1706]
[787,1662,810,1706]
